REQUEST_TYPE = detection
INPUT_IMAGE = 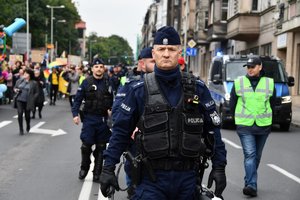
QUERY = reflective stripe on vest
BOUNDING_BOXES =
[234,76,274,126]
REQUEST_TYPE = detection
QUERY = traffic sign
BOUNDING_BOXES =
[188,39,197,48]
[186,48,197,56]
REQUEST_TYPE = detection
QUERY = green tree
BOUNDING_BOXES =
[0,0,81,56]
[88,35,134,66]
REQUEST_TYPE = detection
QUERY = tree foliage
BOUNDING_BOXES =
[1,0,134,64]
[0,0,80,56]
[88,35,134,66]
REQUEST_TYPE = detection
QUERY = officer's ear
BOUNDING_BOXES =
[177,46,182,57]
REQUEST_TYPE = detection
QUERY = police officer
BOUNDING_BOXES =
[112,47,155,198]
[100,26,227,199]
[112,47,155,121]
[72,58,113,182]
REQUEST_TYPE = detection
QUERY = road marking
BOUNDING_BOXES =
[222,137,242,149]
[78,161,95,200]
[267,164,300,184]
[97,187,107,200]
[30,121,67,136]
[0,121,12,128]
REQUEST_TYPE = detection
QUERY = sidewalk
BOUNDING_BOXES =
[292,95,300,127]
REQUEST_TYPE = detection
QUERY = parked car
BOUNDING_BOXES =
[207,54,294,131]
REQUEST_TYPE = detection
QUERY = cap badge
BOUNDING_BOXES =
[248,58,253,62]
[163,38,168,45]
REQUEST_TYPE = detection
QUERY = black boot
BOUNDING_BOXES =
[18,115,24,135]
[26,124,30,133]
[92,143,106,182]
[26,120,30,133]
[78,143,92,180]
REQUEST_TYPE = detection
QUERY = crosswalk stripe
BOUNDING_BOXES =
[0,121,12,128]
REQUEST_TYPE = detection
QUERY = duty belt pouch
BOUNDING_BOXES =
[131,159,142,186]
[79,102,85,121]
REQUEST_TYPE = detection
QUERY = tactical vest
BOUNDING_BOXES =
[136,72,206,160]
[83,76,113,116]
[234,76,274,126]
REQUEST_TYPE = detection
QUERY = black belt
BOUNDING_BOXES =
[150,159,195,171]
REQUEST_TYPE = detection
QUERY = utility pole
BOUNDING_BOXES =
[46,5,65,62]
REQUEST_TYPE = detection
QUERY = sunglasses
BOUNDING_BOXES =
[246,65,256,69]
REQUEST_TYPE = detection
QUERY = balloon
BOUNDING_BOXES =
[0,92,3,98]
[0,84,7,93]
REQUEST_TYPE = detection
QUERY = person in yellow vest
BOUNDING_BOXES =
[77,65,86,85]
[48,67,59,105]
[229,57,276,197]
[58,67,69,96]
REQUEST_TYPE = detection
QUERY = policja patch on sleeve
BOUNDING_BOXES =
[210,111,221,126]
[121,102,131,112]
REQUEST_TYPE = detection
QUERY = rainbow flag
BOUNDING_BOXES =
[43,69,50,79]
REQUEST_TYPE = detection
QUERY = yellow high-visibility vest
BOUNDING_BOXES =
[234,76,274,126]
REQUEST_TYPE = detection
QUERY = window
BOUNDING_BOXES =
[222,0,228,21]
[205,11,209,30]
[174,0,179,6]
[261,43,272,56]
[252,0,258,11]
[249,47,259,55]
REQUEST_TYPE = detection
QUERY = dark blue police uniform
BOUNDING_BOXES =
[100,26,227,200]
[72,58,113,182]
[102,67,227,199]
[72,78,112,143]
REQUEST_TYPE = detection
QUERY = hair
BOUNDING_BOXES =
[24,68,35,80]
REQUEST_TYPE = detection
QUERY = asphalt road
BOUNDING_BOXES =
[0,99,299,200]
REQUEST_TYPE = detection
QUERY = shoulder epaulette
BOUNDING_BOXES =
[196,79,205,86]
[131,80,144,89]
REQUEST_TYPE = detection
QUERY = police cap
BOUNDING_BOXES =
[153,26,181,45]
[138,47,153,60]
[243,57,262,67]
[92,58,104,66]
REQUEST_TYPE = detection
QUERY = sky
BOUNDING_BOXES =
[75,0,154,55]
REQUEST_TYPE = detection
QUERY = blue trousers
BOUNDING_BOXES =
[80,114,111,145]
[237,126,270,190]
[133,170,197,200]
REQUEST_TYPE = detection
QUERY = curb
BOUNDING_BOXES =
[291,122,300,128]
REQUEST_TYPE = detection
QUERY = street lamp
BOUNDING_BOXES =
[55,19,66,57]
[46,4,65,62]
[89,40,97,64]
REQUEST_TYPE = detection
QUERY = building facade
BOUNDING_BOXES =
[140,0,300,95]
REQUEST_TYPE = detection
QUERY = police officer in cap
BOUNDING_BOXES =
[72,58,113,182]
[112,47,155,198]
[112,47,155,121]
[100,26,227,199]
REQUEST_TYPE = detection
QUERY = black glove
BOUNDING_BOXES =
[99,166,120,197]
[207,167,226,199]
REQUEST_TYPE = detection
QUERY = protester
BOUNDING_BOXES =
[32,69,45,119]
[14,68,39,135]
